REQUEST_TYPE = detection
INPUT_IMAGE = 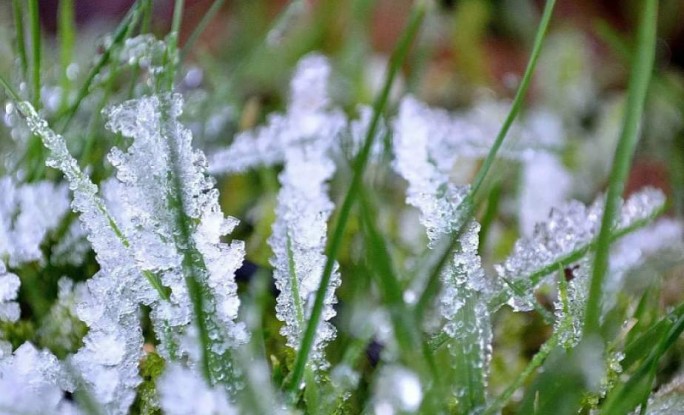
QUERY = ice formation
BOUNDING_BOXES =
[0,177,70,266]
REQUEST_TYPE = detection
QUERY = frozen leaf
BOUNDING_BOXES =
[104,93,248,386]
[497,187,667,313]
[208,54,346,174]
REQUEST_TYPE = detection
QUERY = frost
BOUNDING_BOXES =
[519,152,572,237]
[208,54,347,175]
[496,187,666,313]
[158,364,237,415]
[248,55,342,370]
[372,365,423,415]
[0,176,70,266]
[0,342,75,415]
[0,262,20,323]
[392,97,494,410]
[269,127,340,370]
[17,100,152,413]
[104,93,248,385]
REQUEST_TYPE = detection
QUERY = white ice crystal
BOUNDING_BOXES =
[269,128,340,370]
[158,364,237,415]
[104,93,248,384]
[497,187,667,314]
[0,261,20,323]
[208,54,347,174]
[0,342,76,415]
[519,152,572,237]
[17,100,151,414]
[0,176,70,266]
[392,96,495,409]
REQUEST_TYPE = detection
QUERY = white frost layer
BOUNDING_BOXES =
[0,176,70,267]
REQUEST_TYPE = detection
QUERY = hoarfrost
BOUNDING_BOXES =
[0,342,76,415]
[104,93,248,384]
[208,54,347,174]
[0,176,70,266]
[0,261,20,323]
[496,187,666,313]
[158,364,237,415]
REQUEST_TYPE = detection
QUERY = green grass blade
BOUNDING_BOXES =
[601,309,684,415]
[584,0,658,336]
[11,0,28,81]
[27,0,41,108]
[60,0,144,132]
[468,0,556,198]
[180,0,226,61]
[285,1,427,395]
[58,0,75,111]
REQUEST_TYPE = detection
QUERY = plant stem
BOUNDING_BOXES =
[60,0,144,132]
[27,0,41,108]
[11,0,28,81]
[180,0,226,61]
[468,0,556,198]
[285,1,427,395]
[584,0,658,336]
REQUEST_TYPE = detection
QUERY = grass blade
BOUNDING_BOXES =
[27,0,41,108]
[285,1,427,395]
[584,0,658,336]
[11,0,28,81]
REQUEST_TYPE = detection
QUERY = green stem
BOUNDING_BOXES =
[468,0,556,198]
[161,0,185,91]
[11,0,28,81]
[584,0,658,336]
[58,0,75,111]
[484,333,559,415]
[285,1,427,395]
[180,0,226,61]
[27,0,41,108]
[60,0,144,132]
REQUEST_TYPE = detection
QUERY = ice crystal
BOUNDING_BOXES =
[519,152,572,237]
[104,93,248,384]
[0,262,20,323]
[0,342,76,414]
[0,176,70,266]
[17,100,154,413]
[158,364,237,415]
[392,97,494,410]
[269,129,340,370]
[208,54,347,174]
[497,187,667,313]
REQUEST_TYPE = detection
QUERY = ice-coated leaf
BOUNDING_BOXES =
[269,128,340,371]
[0,176,70,267]
[16,101,154,413]
[249,55,343,371]
[495,187,667,313]
[208,53,347,174]
[104,93,248,386]
[392,96,495,412]
[0,342,76,415]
